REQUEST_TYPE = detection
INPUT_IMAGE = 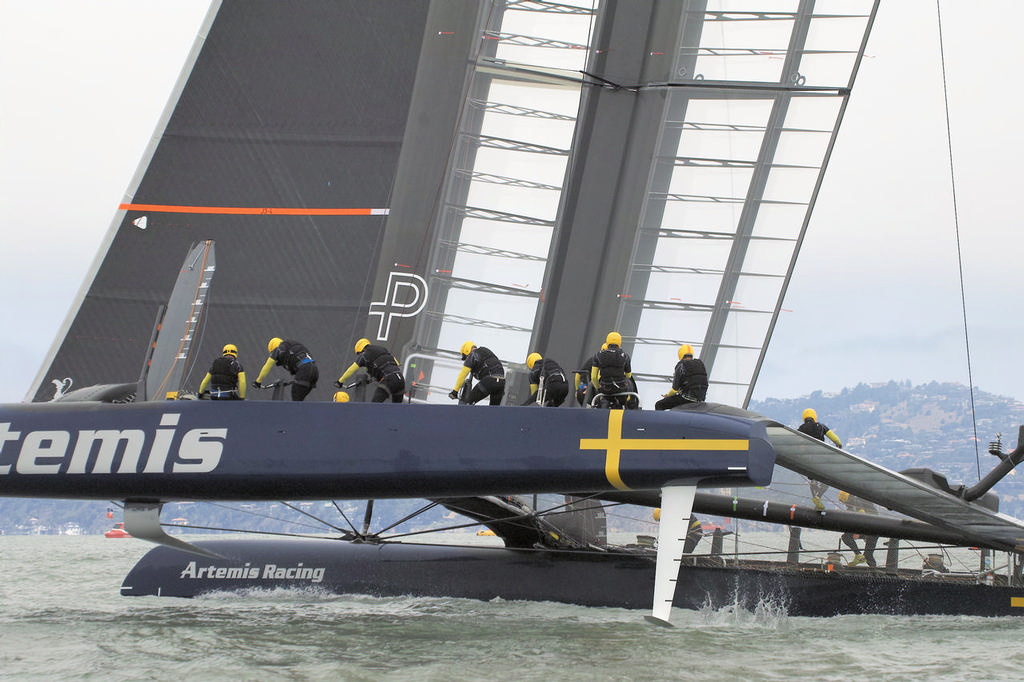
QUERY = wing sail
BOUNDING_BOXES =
[143,240,215,401]
[768,426,1024,552]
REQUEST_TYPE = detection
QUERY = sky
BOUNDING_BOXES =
[1,1,1022,405]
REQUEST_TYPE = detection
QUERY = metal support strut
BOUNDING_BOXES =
[124,501,222,559]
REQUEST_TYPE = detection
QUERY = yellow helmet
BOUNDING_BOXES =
[268,337,283,353]
[460,341,476,357]
[606,331,621,346]
[837,490,850,503]
[333,391,350,403]
[354,338,370,353]
[803,408,817,421]
[526,352,542,369]
[222,344,238,357]
[678,344,693,360]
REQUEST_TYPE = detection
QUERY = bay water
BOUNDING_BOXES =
[2,534,1024,681]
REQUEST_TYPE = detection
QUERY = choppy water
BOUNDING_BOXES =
[2,535,1024,681]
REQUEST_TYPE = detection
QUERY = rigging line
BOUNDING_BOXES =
[161,523,352,541]
[371,500,441,535]
[379,517,507,540]
[279,501,351,534]
[330,500,361,536]
[198,499,333,531]
[936,1,981,479]
[382,497,616,542]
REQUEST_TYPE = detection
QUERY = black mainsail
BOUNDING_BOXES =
[29,0,432,401]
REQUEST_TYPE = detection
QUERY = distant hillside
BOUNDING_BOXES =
[6,380,1024,534]
[751,380,1024,517]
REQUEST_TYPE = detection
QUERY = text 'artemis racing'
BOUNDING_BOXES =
[0,413,225,475]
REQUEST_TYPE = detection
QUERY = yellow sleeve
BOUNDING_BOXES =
[825,430,842,448]
[573,374,580,391]
[256,356,276,383]
[529,383,538,395]
[590,365,599,386]
[453,366,471,392]
[199,373,211,393]
[664,387,677,397]
[237,372,247,399]
[338,362,360,384]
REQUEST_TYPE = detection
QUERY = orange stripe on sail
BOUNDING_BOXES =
[119,203,389,216]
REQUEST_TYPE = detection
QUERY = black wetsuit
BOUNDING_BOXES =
[207,354,244,400]
[800,418,838,502]
[355,344,405,403]
[840,494,879,566]
[271,339,319,401]
[462,347,505,405]
[522,358,568,407]
[655,357,708,410]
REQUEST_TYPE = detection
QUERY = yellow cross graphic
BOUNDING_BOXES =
[1011,597,1024,608]
[578,410,750,491]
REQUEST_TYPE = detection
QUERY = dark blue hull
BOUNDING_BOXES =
[0,401,774,500]
[122,538,1024,618]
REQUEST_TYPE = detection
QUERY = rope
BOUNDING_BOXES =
[935,1,981,479]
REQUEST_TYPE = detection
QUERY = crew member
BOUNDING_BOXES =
[573,346,601,406]
[799,408,843,510]
[521,352,569,407]
[449,341,505,405]
[198,343,246,400]
[252,337,319,401]
[590,331,636,409]
[838,490,878,567]
[335,338,406,403]
[654,508,704,554]
[654,344,708,410]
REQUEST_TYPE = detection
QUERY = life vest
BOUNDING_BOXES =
[798,419,829,441]
[467,347,504,380]
[595,346,629,388]
[209,355,242,389]
[531,359,567,385]
[361,345,401,380]
[273,340,313,373]
[676,357,708,392]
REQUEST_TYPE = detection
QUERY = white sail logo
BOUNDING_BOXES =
[368,272,428,341]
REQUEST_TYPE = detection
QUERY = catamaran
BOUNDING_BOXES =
[5,0,1024,621]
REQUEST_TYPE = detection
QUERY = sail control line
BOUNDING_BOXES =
[645,484,696,627]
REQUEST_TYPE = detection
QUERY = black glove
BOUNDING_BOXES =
[448,390,459,400]
[252,381,261,389]
[334,380,344,389]
[198,391,209,400]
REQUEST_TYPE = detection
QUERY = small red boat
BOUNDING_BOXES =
[104,522,131,538]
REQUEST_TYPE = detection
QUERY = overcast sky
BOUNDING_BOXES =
[2,1,1022,405]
